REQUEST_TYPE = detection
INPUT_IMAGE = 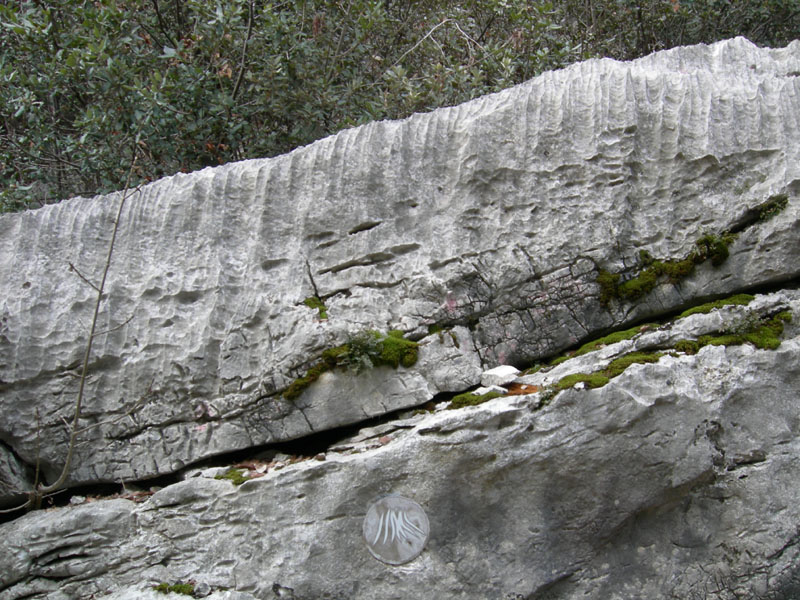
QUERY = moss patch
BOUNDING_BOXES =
[605,351,664,377]
[303,296,328,320]
[674,339,700,354]
[283,330,419,400]
[598,232,737,304]
[214,467,249,486]
[377,330,419,368]
[553,351,663,391]
[554,372,610,391]
[547,323,657,366]
[575,323,658,356]
[678,293,755,318]
[447,390,506,410]
[695,311,791,352]
[154,583,195,596]
[757,193,789,222]
[539,303,791,403]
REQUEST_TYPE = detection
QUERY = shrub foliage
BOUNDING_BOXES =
[2,1,798,211]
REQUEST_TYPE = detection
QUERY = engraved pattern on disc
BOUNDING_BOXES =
[363,495,430,565]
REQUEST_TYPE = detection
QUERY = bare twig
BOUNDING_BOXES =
[151,0,177,48]
[68,262,101,292]
[37,157,139,497]
[91,313,135,339]
[232,0,254,102]
[390,18,452,70]
[73,381,155,436]
[2,152,144,516]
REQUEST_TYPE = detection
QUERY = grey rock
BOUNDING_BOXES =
[0,445,29,506]
[0,288,798,599]
[480,365,520,387]
[101,589,253,600]
[519,289,799,389]
[1,37,800,500]
[471,385,508,396]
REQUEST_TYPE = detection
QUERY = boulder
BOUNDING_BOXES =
[0,36,799,508]
[480,364,520,387]
[1,288,798,599]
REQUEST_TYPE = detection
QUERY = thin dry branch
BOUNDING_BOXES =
[1,151,143,515]
[91,313,135,339]
[38,160,140,496]
[232,0,254,102]
[68,262,101,292]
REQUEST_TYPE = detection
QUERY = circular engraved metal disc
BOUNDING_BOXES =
[363,495,430,565]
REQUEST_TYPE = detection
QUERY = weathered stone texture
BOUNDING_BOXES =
[0,37,799,508]
[1,289,799,599]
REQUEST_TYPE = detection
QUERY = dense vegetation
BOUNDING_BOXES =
[1,0,798,211]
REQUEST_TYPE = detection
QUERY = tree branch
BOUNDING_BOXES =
[68,262,101,292]
[232,0,254,102]
[37,152,141,497]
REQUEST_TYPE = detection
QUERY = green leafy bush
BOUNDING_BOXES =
[4,1,796,211]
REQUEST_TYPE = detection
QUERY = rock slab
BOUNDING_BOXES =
[1,289,799,599]
[1,37,799,501]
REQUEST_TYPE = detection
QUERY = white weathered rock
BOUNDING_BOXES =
[1,37,799,500]
[519,289,798,389]
[480,365,520,387]
[471,385,508,396]
[1,289,798,599]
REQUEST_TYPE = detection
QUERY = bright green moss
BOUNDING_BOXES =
[320,344,349,366]
[549,355,570,366]
[597,269,622,304]
[743,327,782,350]
[574,323,657,357]
[547,323,658,367]
[555,372,610,391]
[655,257,696,281]
[539,308,790,405]
[699,333,742,347]
[743,311,791,349]
[303,296,328,319]
[283,330,419,400]
[598,232,736,304]
[376,332,419,369]
[690,311,790,351]
[605,352,664,377]
[617,268,658,300]
[283,361,332,401]
[522,364,544,376]
[679,293,755,318]
[551,351,663,394]
[674,339,700,354]
[153,583,195,596]
[214,468,248,486]
[448,390,506,410]
[693,232,736,266]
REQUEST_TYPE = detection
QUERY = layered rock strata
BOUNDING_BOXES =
[1,289,798,599]
[0,37,799,501]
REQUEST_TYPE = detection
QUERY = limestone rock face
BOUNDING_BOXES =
[1,289,799,599]
[1,37,799,504]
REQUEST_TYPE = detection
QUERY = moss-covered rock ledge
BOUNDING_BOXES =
[283,330,419,401]
[447,291,795,411]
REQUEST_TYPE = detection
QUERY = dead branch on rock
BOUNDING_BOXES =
[0,151,142,514]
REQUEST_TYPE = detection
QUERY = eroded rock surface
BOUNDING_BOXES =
[1,289,798,599]
[1,37,799,501]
